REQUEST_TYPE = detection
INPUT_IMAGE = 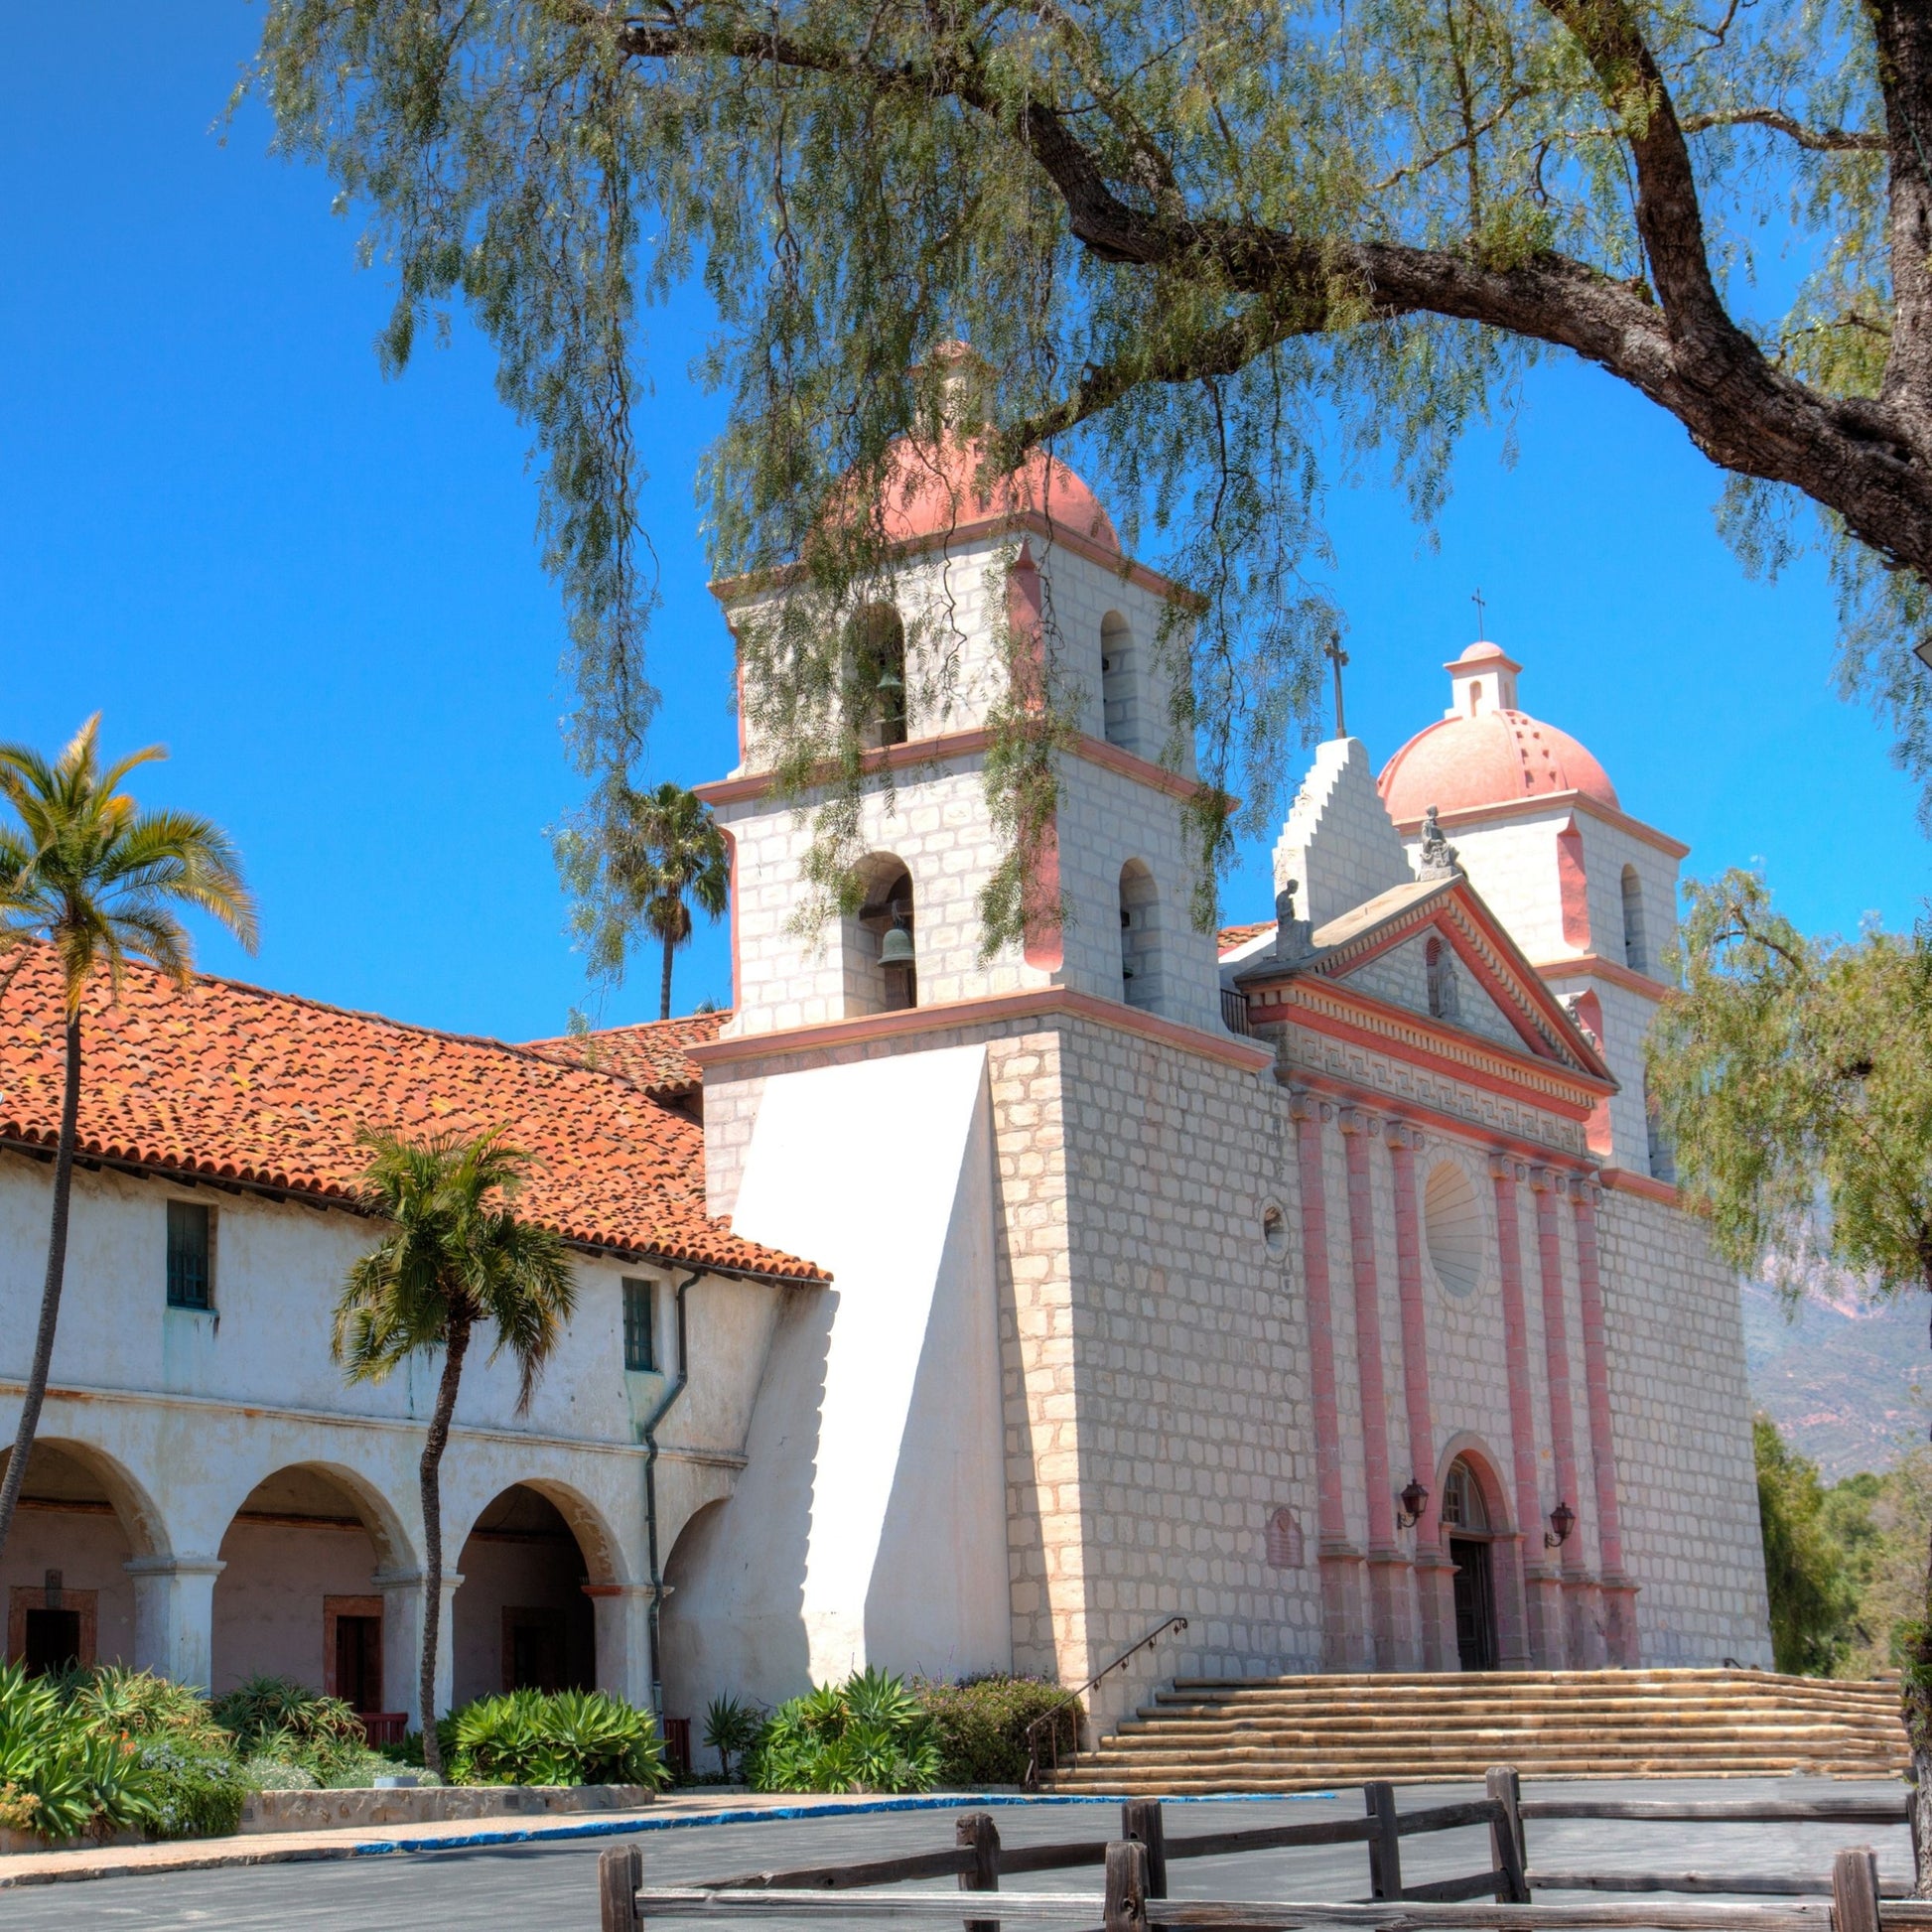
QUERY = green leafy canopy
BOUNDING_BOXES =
[1648,868,1932,1303]
[253,0,1932,935]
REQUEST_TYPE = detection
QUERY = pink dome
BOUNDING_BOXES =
[1379,702,1620,822]
[875,434,1120,554]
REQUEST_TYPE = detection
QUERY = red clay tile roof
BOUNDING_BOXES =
[1218,921,1275,958]
[0,949,825,1284]
[522,1012,729,1097]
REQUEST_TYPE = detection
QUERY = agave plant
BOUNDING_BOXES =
[744,1668,937,1796]
[448,1690,667,1788]
[0,1662,158,1841]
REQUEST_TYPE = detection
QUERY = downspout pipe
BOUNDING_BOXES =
[640,1270,699,1723]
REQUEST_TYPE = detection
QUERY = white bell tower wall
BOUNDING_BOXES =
[707,526,1225,1039]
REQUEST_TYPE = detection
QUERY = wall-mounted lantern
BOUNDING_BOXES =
[1544,1500,1577,1549]
[1395,1479,1429,1530]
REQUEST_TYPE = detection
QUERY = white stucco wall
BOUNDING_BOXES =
[0,1155,781,1719]
[659,1043,1010,1720]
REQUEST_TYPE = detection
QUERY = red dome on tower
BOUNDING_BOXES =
[876,433,1120,554]
[1377,641,1619,823]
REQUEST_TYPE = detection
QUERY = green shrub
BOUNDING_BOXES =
[448,1690,668,1788]
[745,1667,939,1795]
[136,1741,248,1840]
[914,1675,1080,1788]
[211,1676,367,1781]
[0,1662,159,1842]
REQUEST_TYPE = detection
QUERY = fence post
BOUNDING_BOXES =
[1105,1838,1151,1932]
[598,1843,641,1932]
[958,1810,1002,1932]
[1486,1764,1530,1902]
[1365,1780,1403,1901]
[1122,1798,1168,1899]
[1833,1846,1881,1932]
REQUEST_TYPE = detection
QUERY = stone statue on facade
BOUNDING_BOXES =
[1417,803,1461,880]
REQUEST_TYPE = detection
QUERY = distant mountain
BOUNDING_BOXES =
[1742,1277,1931,1479]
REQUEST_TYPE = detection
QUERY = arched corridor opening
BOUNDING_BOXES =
[212,1464,399,1707]
[453,1484,599,1704]
[0,1442,153,1674]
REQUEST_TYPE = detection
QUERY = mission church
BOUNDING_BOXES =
[0,428,1768,1751]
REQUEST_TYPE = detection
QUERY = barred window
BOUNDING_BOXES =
[167,1201,212,1311]
[621,1278,656,1373]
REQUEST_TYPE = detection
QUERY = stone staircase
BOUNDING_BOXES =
[1051,1669,1907,1794]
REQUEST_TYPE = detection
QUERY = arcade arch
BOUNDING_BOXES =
[211,1463,407,1708]
[0,1440,164,1674]
[452,1482,612,1704]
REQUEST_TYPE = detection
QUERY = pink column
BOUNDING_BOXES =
[1489,1156,1553,1666]
[1294,1096,1365,1669]
[1341,1109,1403,1667]
[1386,1123,1449,1670]
[1532,1169,1587,1667]
[1573,1178,1639,1663]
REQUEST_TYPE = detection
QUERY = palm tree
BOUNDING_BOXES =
[0,717,257,1559]
[333,1130,576,1773]
[608,782,731,1020]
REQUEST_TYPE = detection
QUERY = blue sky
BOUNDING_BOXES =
[4,5,1925,1042]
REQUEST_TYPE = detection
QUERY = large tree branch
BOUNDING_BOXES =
[606,1,1932,579]
[1678,107,1885,153]
[1530,0,1731,345]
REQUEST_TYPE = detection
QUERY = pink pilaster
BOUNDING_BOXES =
[1489,1156,1552,1666]
[1386,1123,1451,1670]
[1294,1096,1365,1668]
[1341,1109,1404,1667]
[1532,1169,1587,1666]
[1573,1178,1639,1663]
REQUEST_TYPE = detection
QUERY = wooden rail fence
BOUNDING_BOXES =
[598,1770,1917,1930]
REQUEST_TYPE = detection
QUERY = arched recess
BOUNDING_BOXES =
[656,1497,735,1745]
[1118,859,1163,1013]
[0,1439,168,1673]
[1100,611,1137,752]
[452,1481,615,1704]
[1620,865,1648,974]
[1432,1437,1521,1674]
[211,1462,412,1706]
[842,853,918,1017]
[848,603,908,751]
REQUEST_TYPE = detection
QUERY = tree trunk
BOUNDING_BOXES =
[0,1014,81,1559]
[659,929,674,1023]
[1912,1278,1932,1895]
[417,1310,472,1777]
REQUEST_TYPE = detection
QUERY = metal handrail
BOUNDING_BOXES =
[1023,1613,1187,1790]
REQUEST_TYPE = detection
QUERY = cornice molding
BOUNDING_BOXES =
[1388,789,1691,861]
[695,727,1207,808]
[693,985,1275,1075]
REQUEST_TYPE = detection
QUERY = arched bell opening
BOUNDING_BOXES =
[843,854,918,1016]
[848,603,908,751]
[1118,859,1163,1013]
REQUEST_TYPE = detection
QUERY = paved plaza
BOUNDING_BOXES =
[0,1777,1910,1931]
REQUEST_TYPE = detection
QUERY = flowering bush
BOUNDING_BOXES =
[0,1662,159,1841]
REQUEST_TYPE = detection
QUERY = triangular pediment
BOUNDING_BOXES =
[1235,873,1612,1082]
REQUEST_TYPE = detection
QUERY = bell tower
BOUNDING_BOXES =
[697,434,1226,1039]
